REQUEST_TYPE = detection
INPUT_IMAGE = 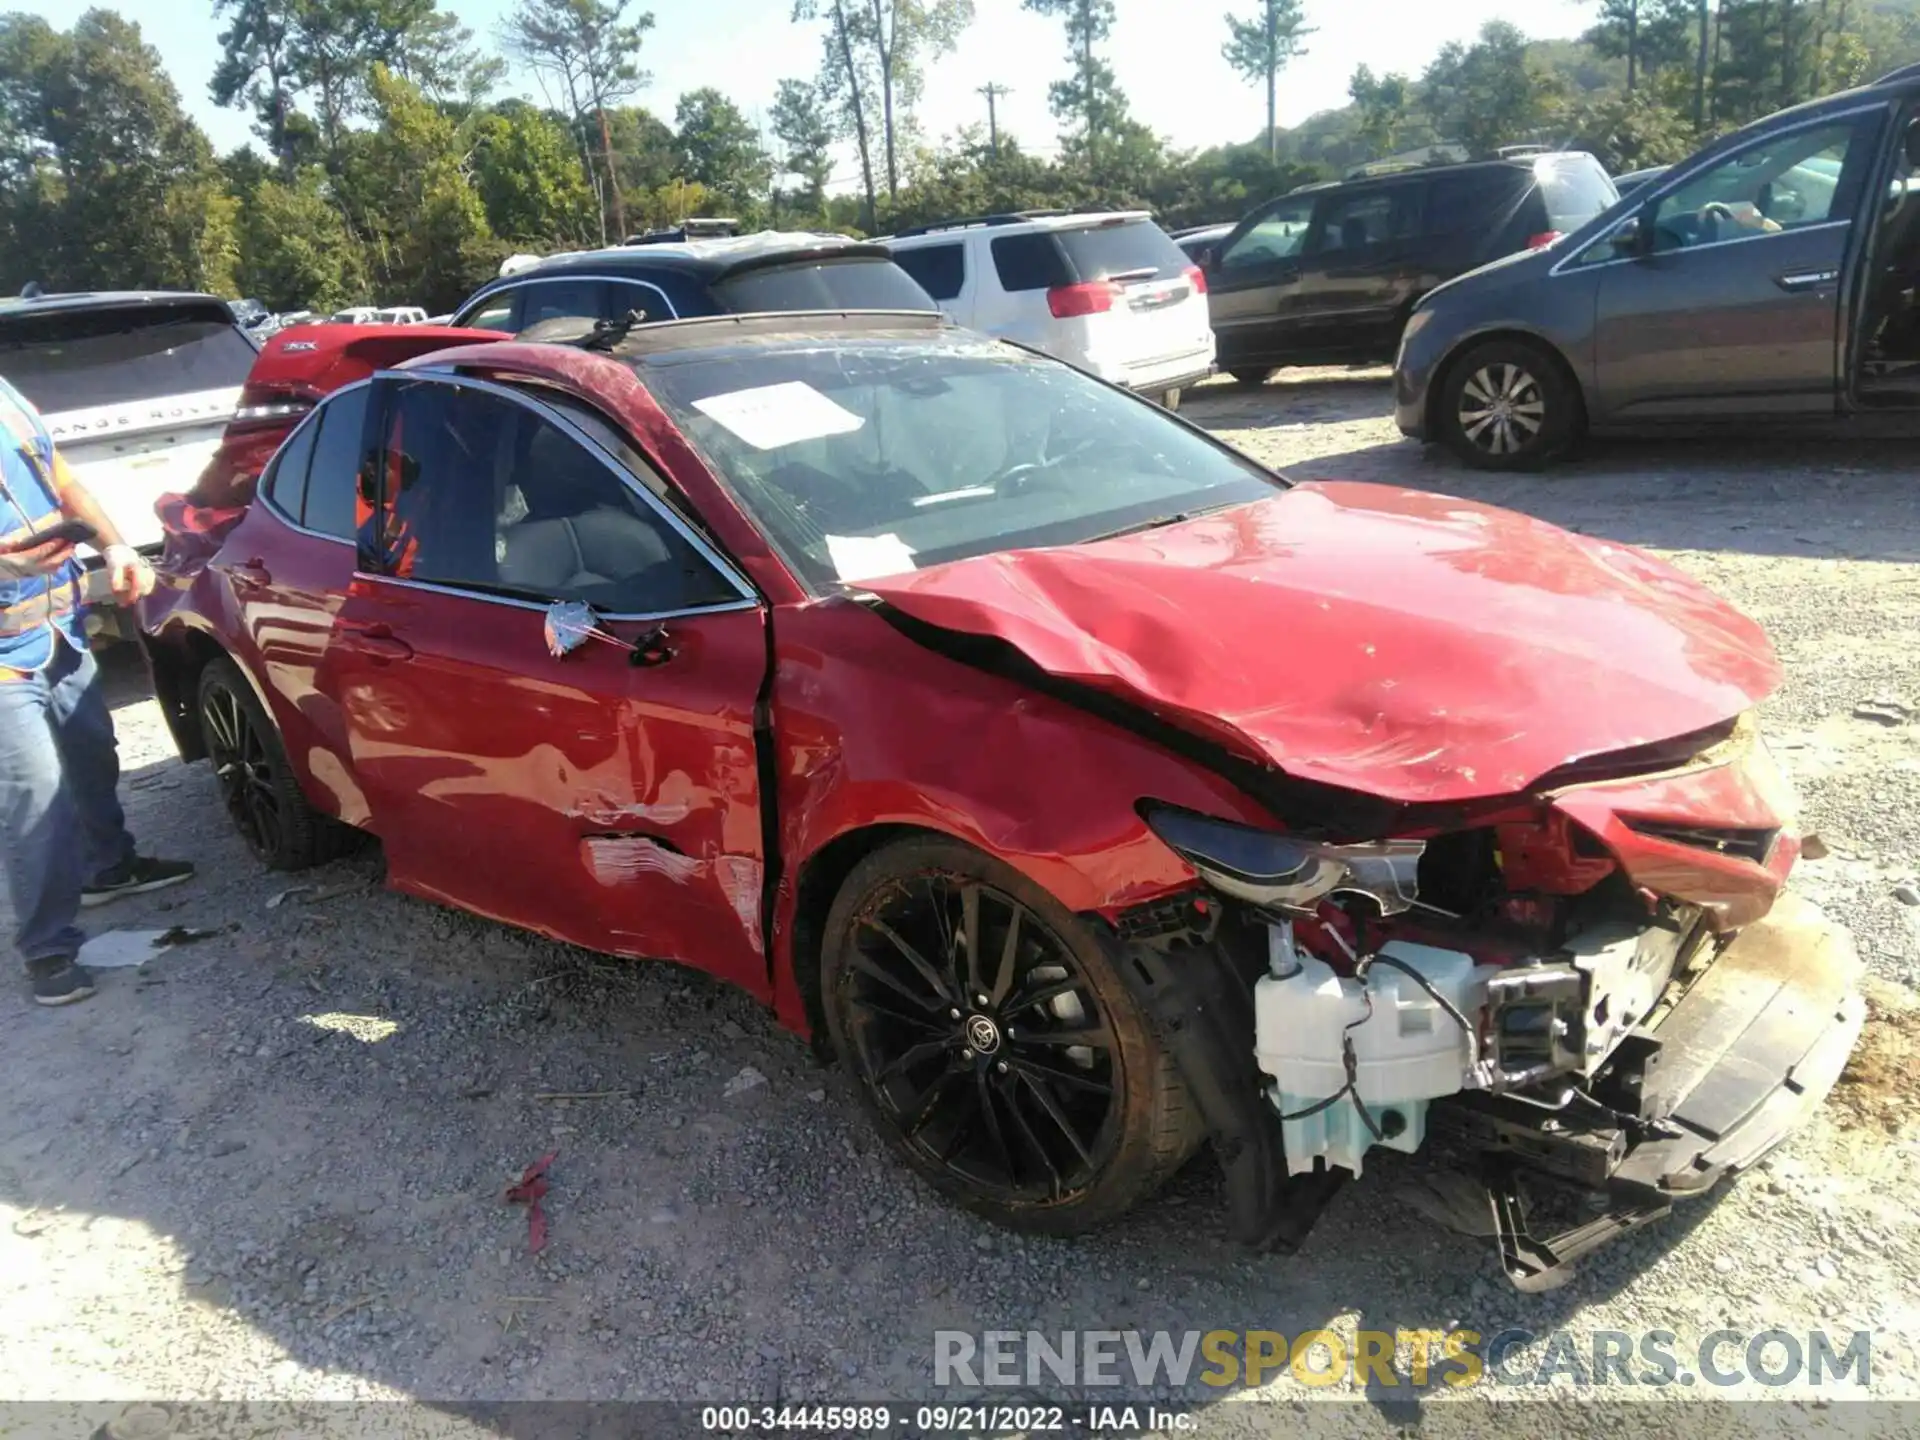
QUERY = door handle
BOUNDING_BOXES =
[342,622,413,664]
[1775,269,1838,292]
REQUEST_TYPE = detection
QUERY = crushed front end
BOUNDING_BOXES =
[1117,716,1866,1290]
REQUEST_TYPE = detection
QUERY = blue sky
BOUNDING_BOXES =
[24,0,1593,180]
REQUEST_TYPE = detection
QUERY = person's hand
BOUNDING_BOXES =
[102,544,154,605]
[0,536,76,580]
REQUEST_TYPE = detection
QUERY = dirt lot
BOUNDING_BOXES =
[3,372,1918,1431]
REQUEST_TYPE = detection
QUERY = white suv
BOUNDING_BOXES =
[883,211,1216,408]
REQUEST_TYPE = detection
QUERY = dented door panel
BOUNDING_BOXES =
[325,576,773,996]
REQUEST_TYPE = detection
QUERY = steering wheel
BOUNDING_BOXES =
[993,435,1101,497]
[1700,201,1739,243]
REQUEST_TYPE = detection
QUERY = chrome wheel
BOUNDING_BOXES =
[1457,363,1547,457]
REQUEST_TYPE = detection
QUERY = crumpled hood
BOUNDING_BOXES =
[863,482,1779,804]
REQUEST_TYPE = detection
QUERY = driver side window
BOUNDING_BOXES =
[1649,118,1871,253]
[1218,196,1317,271]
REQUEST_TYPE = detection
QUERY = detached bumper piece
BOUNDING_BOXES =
[1428,894,1865,1290]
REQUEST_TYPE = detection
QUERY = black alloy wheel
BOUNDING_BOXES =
[822,838,1200,1234]
[196,657,358,870]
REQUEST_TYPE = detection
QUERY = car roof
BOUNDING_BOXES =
[402,310,971,382]
[883,210,1153,241]
[0,289,234,321]
[487,232,895,286]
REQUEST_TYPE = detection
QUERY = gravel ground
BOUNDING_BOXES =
[2,372,1918,1434]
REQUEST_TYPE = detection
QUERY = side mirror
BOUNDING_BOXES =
[1904,117,1920,169]
[1610,214,1646,254]
[1191,245,1215,268]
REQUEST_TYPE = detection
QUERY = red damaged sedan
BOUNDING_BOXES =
[141,310,1864,1289]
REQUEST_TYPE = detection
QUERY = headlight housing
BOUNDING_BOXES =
[1142,804,1424,915]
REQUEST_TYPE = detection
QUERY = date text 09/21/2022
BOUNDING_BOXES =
[699,1404,1196,1434]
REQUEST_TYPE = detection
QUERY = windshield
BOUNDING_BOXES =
[0,304,256,414]
[711,258,937,315]
[647,339,1279,588]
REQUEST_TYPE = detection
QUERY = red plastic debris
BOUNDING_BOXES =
[504,1151,557,1253]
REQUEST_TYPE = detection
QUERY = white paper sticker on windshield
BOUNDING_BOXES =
[826,533,917,582]
[691,381,864,451]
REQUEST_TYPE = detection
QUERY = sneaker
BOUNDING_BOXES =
[82,855,196,908]
[30,960,97,1007]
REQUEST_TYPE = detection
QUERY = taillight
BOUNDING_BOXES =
[227,387,315,433]
[1527,230,1564,251]
[1184,264,1208,295]
[1047,281,1120,319]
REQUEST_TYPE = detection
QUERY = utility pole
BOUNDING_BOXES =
[978,82,1011,158]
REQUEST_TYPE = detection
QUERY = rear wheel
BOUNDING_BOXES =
[1439,339,1578,471]
[820,837,1200,1235]
[1159,388,1183,412]
[197,658,357,870]
[1230,367,1275,388]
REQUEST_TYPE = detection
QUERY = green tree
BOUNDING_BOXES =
[471,102,597,244]
[1347,65,1413,156]
[1022,0,1130,160]
[848,0,975,201]
[673,87,773,220]
[334,64,500,311]
[1559,85,1699,169]
[235,166,365,309]
[0,10,236,294]
[796,0,881,227]
[771,77,836,218]
[501,0,656,240]
[1222,0,1312,163]
[1421,20,1562,154]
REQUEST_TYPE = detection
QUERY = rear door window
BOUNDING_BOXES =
[303,386,370,542]
[458,291,518,331]
[0,303,256,413]
[263,415,320,526]
[1312,186,1424,253]
[518,279,607,328]
[892,243,967,301]
[607,280,674,321]
[1052,220,1189,282]
[710,258,936,313]
[991,233,1073,292]
[1537,156,1620,233]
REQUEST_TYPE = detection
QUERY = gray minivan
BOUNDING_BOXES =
[1396,64,1920,468]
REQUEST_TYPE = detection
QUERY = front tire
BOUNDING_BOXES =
[820,837,1200,1235]
[197,657,357,870]
[1438,339,1578,471]
[1159,387,1183,412]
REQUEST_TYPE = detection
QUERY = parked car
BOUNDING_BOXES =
[0,288,259,580]
[140,309,1862,1290]
[1612,164,1671,199]
[151,321,508,573]
[882,211,1216,409]
[450,232,938,336]
[230,297,273,334]
[1396,66,1920,469]
[1200,151,1617,384]
[1173,222,1234,264]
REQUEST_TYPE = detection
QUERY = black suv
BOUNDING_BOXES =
[1196,152,1617,382]
[451,232,938,333]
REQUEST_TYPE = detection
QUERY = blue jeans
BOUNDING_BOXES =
[0,639,135,969]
